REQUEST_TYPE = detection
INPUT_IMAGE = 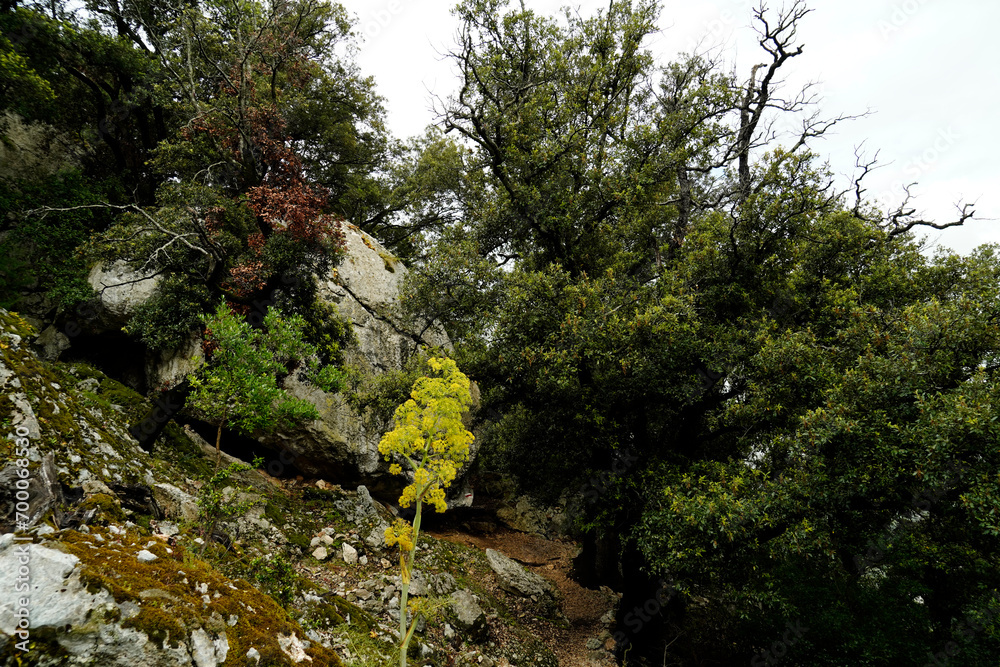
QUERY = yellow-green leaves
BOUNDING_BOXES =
[379,357,475,513]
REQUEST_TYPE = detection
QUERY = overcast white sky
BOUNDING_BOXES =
[338,0,998,256]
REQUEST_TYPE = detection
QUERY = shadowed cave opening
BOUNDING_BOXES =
[182,417,308,480]
[62,330,149,393]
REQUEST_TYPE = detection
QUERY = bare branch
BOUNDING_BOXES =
[847,145,883,219]
[25,203,219,282]
[880,186,978,238]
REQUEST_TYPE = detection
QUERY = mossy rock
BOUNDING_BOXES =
[0,624,71,664]
[287,533,311,551]
[78,493,126,523]
[301,487,340,502]
[122,606,186,649]
[55,529,343,666]
[324,594,378,634]
[97,378,145,412]
[264,500,287,524]
[0,310,36,338]
[307,601,346,629]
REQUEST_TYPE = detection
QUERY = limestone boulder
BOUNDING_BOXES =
[146,331,204,390]
[0,532,338,666]
[449,589,487,640]
[0,111,85,181]
[485,548,556,606]
[320,223,450,372]
[0,539,219,666]
[152,483,199,522]
[23,221,465,486]
[33,325,71,361]
[86,260,161,330]
[256,224,467,484]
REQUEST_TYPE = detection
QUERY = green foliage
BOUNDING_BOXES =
[267,277,354,373]
[358,128,469,261]
[124,276,214,352]
[344,352,441,435]
[2,0,389,354]
[400,1,1000,663]
[0,10,59,117]
[247,553,297,607]
[186,302,343,466]
[0,25,54,111]
[0,170,114,309]
[196,457,264,553]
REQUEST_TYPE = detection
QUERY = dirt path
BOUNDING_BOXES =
[428,527,619,667]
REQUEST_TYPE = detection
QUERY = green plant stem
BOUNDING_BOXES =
[214,403,228,471]
[398,495,424,667]
[200,518,216,556]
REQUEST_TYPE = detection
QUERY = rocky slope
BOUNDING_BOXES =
[0,310,620,666]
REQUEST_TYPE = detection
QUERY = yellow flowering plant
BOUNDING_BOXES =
[378,357,474,667]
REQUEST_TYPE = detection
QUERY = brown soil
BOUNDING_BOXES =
[427,527,619,667]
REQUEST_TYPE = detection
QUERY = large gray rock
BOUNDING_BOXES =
[33,325,71,361]
[322,224,450,372]
[35,223,461,484]
[0,539,227,666]
[485,548,553,599]
[152,483,199,522]
[147,331,204,390]
[87,260,161,329]
[0,538,103,632]
[450,589,487,640]
[0,111,84,181]
[258,225,460,482]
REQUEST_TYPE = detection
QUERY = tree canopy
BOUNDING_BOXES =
[396,1,997,664]
[0,0,393,350]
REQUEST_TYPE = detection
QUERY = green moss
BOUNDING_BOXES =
[264,500,286,523]
[78,492,126,523]
[98,378,146,411]
[326,595,377,634]
[55,529,343,666]
[0,624,70,663]
[122,606,186,648]
[0,332,156,487]
[68,362,106,382]
[306,601,346,628]
[0,310,36,338]
[301,487,338,502]
[287,533,311,550]
[133,513,153,532]
[0,338,81,447]
[158,422,213,479]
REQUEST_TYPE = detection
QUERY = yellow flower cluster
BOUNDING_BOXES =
[384,519,414,553]
[378,357,475,514]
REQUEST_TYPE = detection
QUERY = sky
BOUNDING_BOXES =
[337,0,999,256]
